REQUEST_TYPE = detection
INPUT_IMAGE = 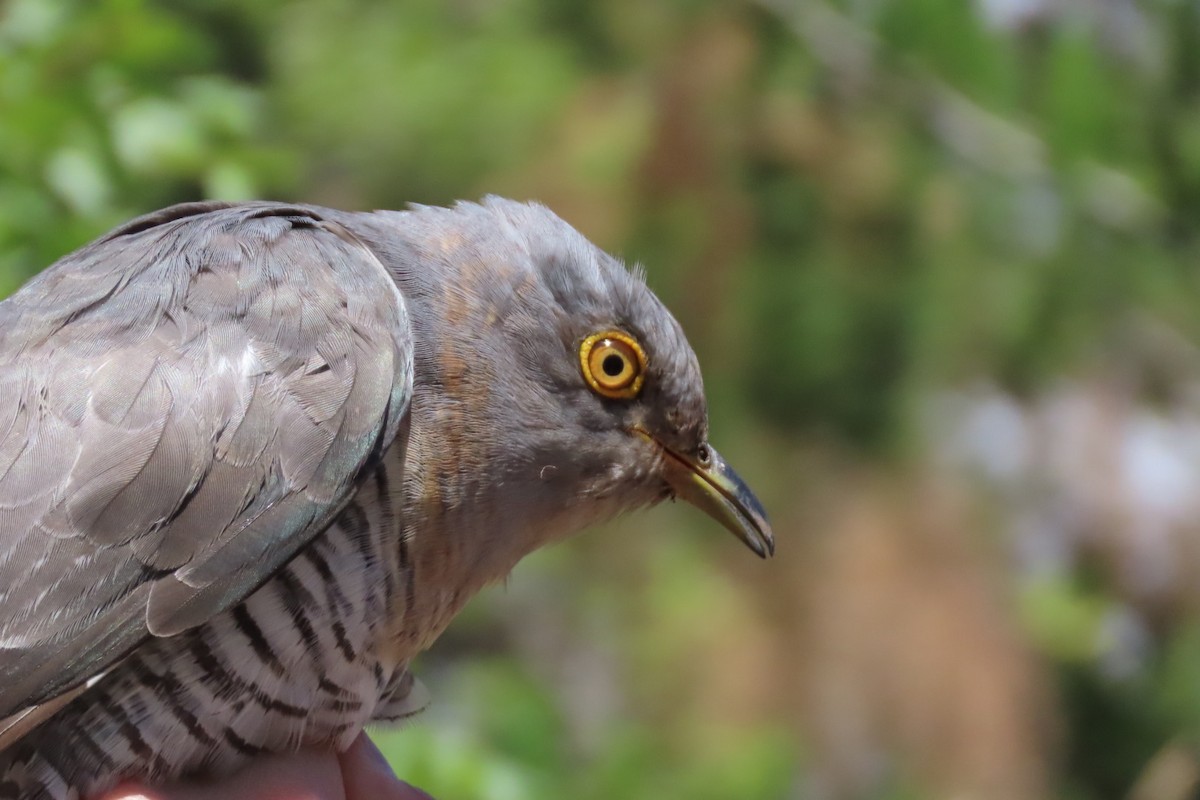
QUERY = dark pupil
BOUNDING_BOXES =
[601,353,626,377]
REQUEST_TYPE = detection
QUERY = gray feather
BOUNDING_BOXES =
[0,201,413,718]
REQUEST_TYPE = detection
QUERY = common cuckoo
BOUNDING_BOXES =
[0,198,774,799]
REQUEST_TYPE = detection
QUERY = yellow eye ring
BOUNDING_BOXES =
[579,331,647,399]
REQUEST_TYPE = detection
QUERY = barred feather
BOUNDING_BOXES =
[0,457,427,800]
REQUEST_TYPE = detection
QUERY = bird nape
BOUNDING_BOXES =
[0,197,773,800]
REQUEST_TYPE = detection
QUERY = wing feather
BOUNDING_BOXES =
[0,201,413,724]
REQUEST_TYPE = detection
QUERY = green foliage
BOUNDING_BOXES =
[0,0,284,292]
[373,659,794,800]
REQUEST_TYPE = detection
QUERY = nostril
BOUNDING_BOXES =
[696,443,711,466]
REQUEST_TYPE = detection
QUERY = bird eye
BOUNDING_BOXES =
[580,331,647,399]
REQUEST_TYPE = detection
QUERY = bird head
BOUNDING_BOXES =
[356,198,774,567]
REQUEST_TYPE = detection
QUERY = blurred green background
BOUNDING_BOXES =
[7,0,1200,797]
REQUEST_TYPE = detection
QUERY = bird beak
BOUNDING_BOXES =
[636,429,775,558]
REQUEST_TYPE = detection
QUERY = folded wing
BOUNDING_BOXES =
[0,201,412,726]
